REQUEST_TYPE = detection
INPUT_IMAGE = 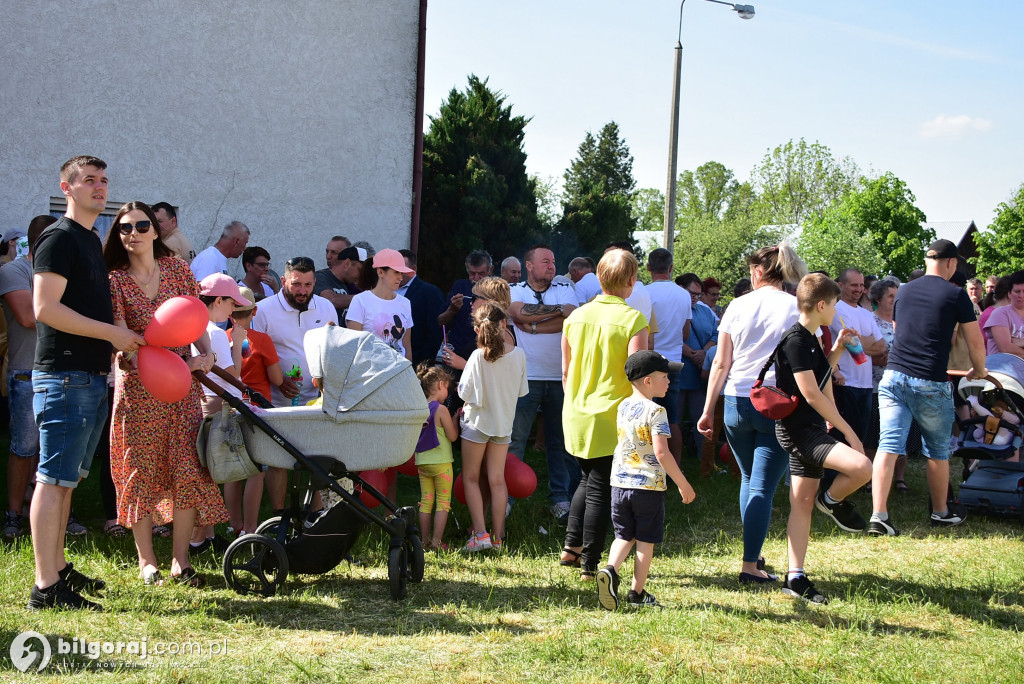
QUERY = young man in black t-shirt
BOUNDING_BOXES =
[27,156,147,611]
[774,274,872,604]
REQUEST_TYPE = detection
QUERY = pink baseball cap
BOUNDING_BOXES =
[372,248,413,274]
[199,273,251,307]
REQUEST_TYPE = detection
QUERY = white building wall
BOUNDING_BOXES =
[0,0,420,277]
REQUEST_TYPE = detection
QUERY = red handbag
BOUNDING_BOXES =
[750,330,831,420]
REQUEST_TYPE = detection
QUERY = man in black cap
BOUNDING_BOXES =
[869,239,987,536]
[313,245,365,325]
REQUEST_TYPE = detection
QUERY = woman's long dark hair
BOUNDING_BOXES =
[103,201,173,270]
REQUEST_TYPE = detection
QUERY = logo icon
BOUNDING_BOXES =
[10,631,51,672]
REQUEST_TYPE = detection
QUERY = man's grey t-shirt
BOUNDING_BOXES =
[0,257,36,370]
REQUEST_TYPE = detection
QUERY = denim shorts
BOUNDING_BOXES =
[611,487,666,544]
[8,370,39,457]
[654,370,681,424]
[877,369,954,461]
[33,370,109,488]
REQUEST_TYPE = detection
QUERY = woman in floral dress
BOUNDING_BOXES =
[103,201,225,586]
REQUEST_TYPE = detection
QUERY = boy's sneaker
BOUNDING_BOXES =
[59,562,106,594]
[65,513,88,536]
[867,516,901,537]
[596,566,619,610]
[550,501,571,524]
[815,492,866,533]
[2,511,25,539]
[27,580,102,611]
[930,506,967,527]
[782,574,828,604]
[626,590,660,607]
[462,531,492,553]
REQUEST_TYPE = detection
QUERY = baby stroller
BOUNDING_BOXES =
[951,353,1024,521]
[195,325,430,599]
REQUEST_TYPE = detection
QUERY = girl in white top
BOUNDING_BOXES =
[457,301,529,552]
[346,248,414,361]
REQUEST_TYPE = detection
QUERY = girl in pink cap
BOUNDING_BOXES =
[346,248,415,362]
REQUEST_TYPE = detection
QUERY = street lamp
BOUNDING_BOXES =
[663,0,755,249]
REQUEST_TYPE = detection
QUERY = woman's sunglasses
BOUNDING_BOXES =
[118,220,152,235]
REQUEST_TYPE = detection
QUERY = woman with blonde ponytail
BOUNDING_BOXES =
[457,302,529,552]
[697,243,810,585]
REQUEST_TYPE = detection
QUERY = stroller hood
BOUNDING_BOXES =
[958,353,1024,409]
[304,325,425,416]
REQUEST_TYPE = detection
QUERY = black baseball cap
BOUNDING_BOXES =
[624,350,684,381]
[925,239,959,260]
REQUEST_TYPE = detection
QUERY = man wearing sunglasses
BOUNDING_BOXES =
[27,156,147,611]
[189,220,250,281]
[509,245,580,521]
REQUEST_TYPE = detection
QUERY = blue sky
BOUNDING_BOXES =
[424,0,1023,229]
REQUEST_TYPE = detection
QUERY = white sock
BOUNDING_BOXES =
[870,512,888,522]
[823,490,840,505]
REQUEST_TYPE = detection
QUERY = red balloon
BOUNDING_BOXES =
[145,296,209,347]
[504,455,538,499]
[453,472,466,505]
[453,469,491,506]
[137,345,192,403]
[397,455,418,477]
[356,469,388,508]
[719,442,732,463]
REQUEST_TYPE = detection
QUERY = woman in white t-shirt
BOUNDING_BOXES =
[346,249,414,361]
[697,244,807,585]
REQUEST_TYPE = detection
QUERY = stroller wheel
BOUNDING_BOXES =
[388,545,408,601]
[223,534,289,597]
[255,516,301,543]
[408,534,425,583]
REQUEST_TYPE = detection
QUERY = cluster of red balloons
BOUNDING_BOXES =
[137,296,209,403]
[355,468,397,508]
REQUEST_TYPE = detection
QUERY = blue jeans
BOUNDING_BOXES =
[8,370,39,457]
[510,380,581,503]
[723,395,788,564]
[33,370,109,488]
[877,369,954,461]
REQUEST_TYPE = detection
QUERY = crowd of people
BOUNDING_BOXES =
[1,155,1010,611]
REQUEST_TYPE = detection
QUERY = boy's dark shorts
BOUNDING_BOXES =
[611,487,665,544]
[776,421,840,480]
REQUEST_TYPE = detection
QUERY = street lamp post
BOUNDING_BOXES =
[663,1,754,250]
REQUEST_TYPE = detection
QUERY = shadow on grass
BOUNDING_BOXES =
[203,576,572,635]
[668,570,1024,632]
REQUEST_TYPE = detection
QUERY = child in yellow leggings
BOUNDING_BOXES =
[414,364,459,549]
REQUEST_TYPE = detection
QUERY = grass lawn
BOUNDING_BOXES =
[2,440,1023,683]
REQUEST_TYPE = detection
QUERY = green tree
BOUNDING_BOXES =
[973,183,1024,275]
[554,121,637,265]
[631,187,665,234]
[751,138,860,226]
[798,205,885,278]
[853,172,931,279]
[797,172,930,280]
[672,213,780,294]
[676,161,740,223]
[418,75,543,287]
[532,174,562,234]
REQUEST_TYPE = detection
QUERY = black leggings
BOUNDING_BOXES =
[564,455,613,571]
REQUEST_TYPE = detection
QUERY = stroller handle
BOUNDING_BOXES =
[948,369,1002,390]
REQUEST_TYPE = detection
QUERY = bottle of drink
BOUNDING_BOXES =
[286,362,303,406]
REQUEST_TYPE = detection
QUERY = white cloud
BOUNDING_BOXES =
[919,114,993,139]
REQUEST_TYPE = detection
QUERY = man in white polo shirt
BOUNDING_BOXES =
[252,256,338,408]
[509,245,579,521]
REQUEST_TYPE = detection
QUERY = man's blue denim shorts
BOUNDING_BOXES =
[877,369,954,461]
[8,370,39,458]
[33,370,109,488]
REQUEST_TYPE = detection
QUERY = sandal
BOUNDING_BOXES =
[559,547,582,568]
[580,567,597,581]
[152,524,172,538]
[171,567,205,588]
[104,522,128,538]
[895,480,909,493]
